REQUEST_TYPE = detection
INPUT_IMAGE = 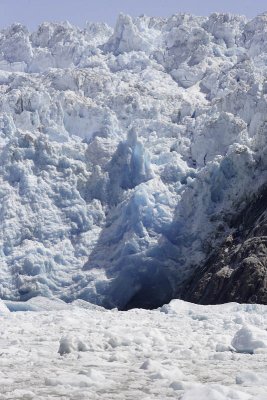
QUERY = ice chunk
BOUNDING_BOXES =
[236,371,267,386]
[45,370,105,387]
[0,298,10,314]
[181,384,251,400]
[58,336,75,355]
[232,325,267,354]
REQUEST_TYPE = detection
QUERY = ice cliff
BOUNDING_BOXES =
[0,13,267,308]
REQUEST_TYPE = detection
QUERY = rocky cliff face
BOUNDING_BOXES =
[182,185,267,304]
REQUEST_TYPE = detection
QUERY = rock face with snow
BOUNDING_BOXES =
[182,185,267,304]
[0,13,267,308]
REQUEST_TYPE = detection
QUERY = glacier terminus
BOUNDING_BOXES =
[0,13,267,309]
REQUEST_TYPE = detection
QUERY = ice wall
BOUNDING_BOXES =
[0,13,267,308]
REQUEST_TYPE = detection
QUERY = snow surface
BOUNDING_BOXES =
[0,297,10,314]
[0,298,267,399]
[0,13,267,308]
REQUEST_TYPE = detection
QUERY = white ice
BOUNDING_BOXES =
[0,13,267,308]
[0,298,267,399]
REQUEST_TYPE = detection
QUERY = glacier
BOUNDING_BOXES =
[0,13,267,309]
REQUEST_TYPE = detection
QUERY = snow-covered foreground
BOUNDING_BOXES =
[1,298,267,399]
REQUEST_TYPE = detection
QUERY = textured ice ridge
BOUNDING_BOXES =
[0,12,267,308]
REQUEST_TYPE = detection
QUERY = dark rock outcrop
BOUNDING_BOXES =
[182,185,267,304]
